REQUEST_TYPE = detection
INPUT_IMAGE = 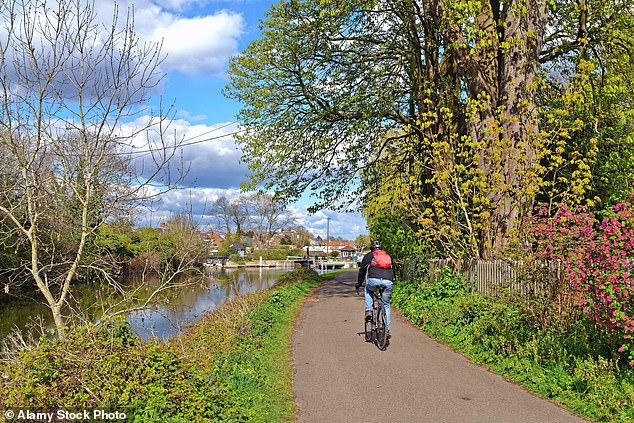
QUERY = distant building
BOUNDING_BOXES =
[326,241,355,249]
[202,231,224,254]
[231,242,246,257]
[306,246,328,257]
[338,245,357,260]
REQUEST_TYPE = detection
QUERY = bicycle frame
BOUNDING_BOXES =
[365,285,389,350]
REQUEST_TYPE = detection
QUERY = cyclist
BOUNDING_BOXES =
[355,240,394,338]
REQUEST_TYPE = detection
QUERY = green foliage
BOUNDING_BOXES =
[538,3,634,210]
[228,0,634,259]
[392,268,634,422]
[0,319,219,420]
[94,224,139,258]
[0,268,328,421]
[255,247,294,261]
[228,253,242,264]
[279,235,292,245]
[94,223,207,272]
[366,213,429,262]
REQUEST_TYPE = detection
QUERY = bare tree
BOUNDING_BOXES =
[248,193,268,248]
[230,195,251,237]
[212,196,233,235]
[212,195,250,237]
[248,192,295,248]
[354,234,370,252]
[0,0,185,338]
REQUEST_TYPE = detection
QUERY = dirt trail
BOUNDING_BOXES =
[292,271,588,423]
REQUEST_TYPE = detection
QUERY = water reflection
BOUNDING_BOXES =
[0,267,292,342]
[126,267,291,340]
[0,297,51,340]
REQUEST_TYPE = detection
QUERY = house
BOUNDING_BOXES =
[230,242,246,257]
[326,241,355,249]
[338,245,357,260]
[202,231,224,254]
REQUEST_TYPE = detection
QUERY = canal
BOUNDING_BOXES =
[0,267,293,342]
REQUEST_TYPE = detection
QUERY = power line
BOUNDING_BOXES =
[124,127,245,157]
[47,122,244,159]
[180,121,238,144]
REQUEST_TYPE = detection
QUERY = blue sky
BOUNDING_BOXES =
[94,0,369,240]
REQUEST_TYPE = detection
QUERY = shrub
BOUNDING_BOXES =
[257,249,286,260]
[530,198,634,365]
[0,320,219,420]
[392,267,634,422]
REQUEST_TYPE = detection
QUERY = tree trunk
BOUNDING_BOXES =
[485,1,547,258]
[51,305,66,340]
[447,1,547,258]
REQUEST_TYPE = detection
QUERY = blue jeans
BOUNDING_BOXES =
[365,278,393,331]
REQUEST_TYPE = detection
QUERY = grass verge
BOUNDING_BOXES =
[391,268,634,423]
[0,267,335,422]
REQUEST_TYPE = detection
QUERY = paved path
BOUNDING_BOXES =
[292,271,589,423]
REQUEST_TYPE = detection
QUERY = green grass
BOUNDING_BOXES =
[392,269,634,423]
[0,267,337,422]
[238,277,317,421]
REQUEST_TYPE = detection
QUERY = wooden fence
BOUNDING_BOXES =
[401,258,561,295]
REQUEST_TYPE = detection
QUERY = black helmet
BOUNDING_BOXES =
[370,240,382,251]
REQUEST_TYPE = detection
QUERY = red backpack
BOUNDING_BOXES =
[370,250,392,269]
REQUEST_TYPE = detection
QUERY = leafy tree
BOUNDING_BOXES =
[228,0,634,258]
[537,1,634,209]
[354,234,370,251]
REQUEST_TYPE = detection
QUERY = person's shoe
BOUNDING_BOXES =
[364,310,372,322]
[386,331,391,340]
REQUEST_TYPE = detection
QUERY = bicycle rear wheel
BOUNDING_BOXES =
[375,304,389,350]
[364,313,373,342]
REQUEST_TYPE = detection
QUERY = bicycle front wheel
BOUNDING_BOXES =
[375,304,389,350]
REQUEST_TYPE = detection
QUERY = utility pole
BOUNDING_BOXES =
[326,217,330,257]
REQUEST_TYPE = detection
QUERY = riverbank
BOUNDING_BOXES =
[215,259,357,270]
[0,268,336,421]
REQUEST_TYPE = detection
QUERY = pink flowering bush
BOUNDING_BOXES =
[530,198,634,366]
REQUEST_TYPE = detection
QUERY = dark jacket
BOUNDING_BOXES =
[357,250,394,285]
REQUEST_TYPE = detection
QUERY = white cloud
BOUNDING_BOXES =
[175,120,247,187]
[290,205,367,241]
[94,1,244,75]
[149,11,244,75]
[151,0,207,11]
[115,116,246,188]
[176,110,208,121]
[134,186,242,227]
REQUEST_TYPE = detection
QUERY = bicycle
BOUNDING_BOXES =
[356,285,389,350]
